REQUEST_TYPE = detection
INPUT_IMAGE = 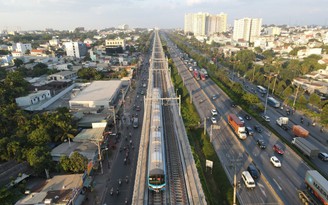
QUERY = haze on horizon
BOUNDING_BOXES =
[0,0,327,31]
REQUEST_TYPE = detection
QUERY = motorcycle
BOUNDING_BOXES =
[118,178,122,185]
[125,176,129,183]
[110,187,113,196]
[116,188,119,195]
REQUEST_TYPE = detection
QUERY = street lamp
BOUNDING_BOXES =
[264,73,277,115]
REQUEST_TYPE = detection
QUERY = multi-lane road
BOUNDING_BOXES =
[163,32,318,204]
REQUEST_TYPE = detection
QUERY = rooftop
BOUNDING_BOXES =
[70,80,122,103]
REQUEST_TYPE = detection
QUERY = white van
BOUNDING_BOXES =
[241,171,256,188]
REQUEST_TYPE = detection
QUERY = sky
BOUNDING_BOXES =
[0,0,328,31]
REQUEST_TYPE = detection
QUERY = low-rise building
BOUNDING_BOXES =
[15,174,84,205]
[69,80,122,110]
[15,90,51,107]
[47,70,77,81]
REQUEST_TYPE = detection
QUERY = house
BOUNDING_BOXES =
[15,174,85,205]
[30,49,45,56]
[15,90,51,107]
[47,70,77,81]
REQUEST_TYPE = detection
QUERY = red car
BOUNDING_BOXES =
[273,144,284,155]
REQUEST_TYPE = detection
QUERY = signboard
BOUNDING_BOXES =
[87,161,93,176]
[206,159,213,174]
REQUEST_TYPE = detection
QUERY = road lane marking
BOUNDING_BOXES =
[273,178,282,191]
[258,182,267,197]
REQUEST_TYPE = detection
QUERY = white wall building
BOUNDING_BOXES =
[64,41,87,58]
[233,18,262,43]
[69,80,122,109]
[15,90,51,107]
[267,27,282,36]
[207,13,227,35]
[105,38,126,50]
[49,38,60,46]
[47,70,77,81]
[16,43,32,54]
[184,12,227,36]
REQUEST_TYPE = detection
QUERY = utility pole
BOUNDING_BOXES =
[264,73,276,115]
[204,117,206,135]
[272,71,279,95]
[293,84,300,108]
[228,154,243,205]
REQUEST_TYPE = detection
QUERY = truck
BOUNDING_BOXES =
[292,125,309,138]
[276,117,289,130]
[302,170,328,205]
[291,137,319,158]
[227,114,247,140]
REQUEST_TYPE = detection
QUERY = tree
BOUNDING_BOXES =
[321,105,328,126]
[254,47,262,53]
[242,93,260,104]
[27,127,51,146]
[69,152,88,173]
[309,93,321,108]
[59,156,71,172]
[13,58,24,67]
[26,146,52,175]
[298,95,308,109]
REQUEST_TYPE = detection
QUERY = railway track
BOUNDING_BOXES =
[148,31,188,205]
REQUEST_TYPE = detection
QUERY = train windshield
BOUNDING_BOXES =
[149,175,165,185]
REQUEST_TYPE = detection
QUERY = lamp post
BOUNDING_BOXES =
[264,73,277,115]
[99,147,108,175]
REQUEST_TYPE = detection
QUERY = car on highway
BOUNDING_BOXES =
[270,156,281,167]
[140,90,144,95]
[238,116,245,124]
[246,126,254,136]
[318,152,328,161]
[262,115,270,122]
[244,114,252,120]
[136,106,141,111]
[247,164,260,179]
[273,144,284,155]
[211,117,217,124]
[211,109,218,116]
[211,95,218,100]
[254,125,263,133]
[231,102,237,107]
[256,139,266,149]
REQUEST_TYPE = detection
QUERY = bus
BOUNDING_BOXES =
[267,97,280,108]
[257,85,267,94]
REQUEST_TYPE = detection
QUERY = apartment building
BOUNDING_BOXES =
[184,12,227,36]
[16,43,32,54]
[64,41,87,58]
[233,18,262,43]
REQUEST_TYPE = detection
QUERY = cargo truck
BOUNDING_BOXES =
[292,125,309,138]
[276,117,289,130]
[291,137,319,158]
[228,114,247,140]
[303,170,328,205]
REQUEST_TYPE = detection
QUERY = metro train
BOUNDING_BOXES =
[147,88,166,192]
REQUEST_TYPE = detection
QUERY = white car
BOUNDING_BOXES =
[211,117,217,124]
[238,116,245,123]
[211,109,218,116]
[262,115,270,122]
[270,156,281,167]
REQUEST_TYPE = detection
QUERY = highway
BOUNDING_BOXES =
[164,34,313,204]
